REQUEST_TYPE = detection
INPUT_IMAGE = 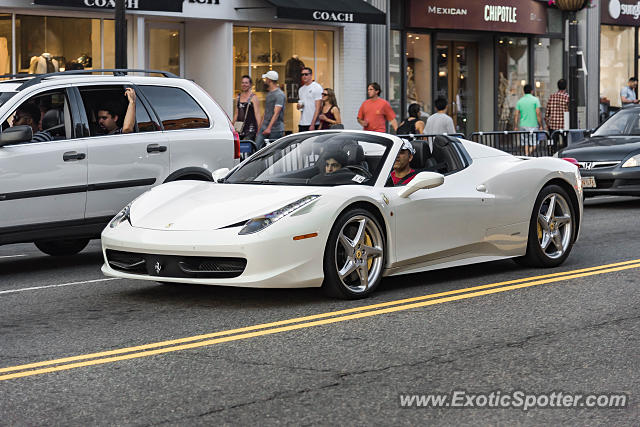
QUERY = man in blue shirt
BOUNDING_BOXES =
[620,77,638,106]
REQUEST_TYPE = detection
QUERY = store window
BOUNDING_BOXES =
[0,14,11,76]
[406,33,431,117]
[601,25,635,108]
[496,37,529,131]
[534,38,563,120]
[233,27,334,134]
[15,15,113,73]
[389,30,402,118]
[147,24,181,77]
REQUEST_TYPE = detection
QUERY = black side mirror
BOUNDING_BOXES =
[0,125,33,147]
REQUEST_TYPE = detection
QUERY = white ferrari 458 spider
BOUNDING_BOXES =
[101,131,583,299]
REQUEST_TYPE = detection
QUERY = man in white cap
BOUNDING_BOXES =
[387,139,418,186]
[256,70,286,149]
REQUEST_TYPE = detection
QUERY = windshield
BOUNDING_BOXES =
[226,132,392,186]
[593,108,640,137]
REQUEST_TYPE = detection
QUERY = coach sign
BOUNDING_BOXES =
[33,0,183,12]
[408,0,547,34]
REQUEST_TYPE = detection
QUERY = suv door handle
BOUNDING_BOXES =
[63,151,86,161]
[147,144,167,153]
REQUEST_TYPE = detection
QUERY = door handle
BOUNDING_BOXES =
[147,144,167,153]
[63,151,86,161]
[476,184,487,192]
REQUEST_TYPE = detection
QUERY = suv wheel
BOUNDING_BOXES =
[34,239,90,256]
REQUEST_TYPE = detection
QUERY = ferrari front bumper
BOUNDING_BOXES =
[101,222,327,288]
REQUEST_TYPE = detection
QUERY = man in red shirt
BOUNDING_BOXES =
[387,140,418,186]
[357,82,398,133]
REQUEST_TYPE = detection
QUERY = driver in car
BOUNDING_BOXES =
[387,140,418,186]
[324,152,346,175]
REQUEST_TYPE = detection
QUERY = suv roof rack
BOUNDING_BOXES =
[14,69,179,91]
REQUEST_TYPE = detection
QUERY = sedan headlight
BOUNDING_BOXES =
[239,195,320,235]
[109,203,131,228]
[622,154,640,168]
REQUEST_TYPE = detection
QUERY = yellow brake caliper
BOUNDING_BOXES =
[365,233,373,270]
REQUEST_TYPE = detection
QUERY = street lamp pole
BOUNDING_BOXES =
[568,10,578,129]
[115,0,127,69]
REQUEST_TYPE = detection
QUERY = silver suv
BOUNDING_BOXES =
[0,70,239,256]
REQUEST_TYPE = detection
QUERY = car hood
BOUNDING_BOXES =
[130,181,325,231]
[560,136,640,161]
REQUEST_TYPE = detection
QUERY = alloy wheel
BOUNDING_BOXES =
[536,193,572,259]
[334,215,384,294]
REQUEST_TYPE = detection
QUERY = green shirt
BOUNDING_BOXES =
[516,94,541,128]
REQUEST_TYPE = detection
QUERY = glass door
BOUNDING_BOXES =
[146,22,183,77]
[436,41,478,135]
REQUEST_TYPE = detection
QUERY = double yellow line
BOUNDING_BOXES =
[2,259,639,382]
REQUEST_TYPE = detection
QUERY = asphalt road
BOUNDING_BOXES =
[1,197,638,425]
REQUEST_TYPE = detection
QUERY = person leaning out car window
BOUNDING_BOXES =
[97,87,136,135]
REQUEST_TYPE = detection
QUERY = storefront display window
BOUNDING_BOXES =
[147,25,181,77]
[406,33,431,118]
[233,27,334,134]
[0,14,11,76]
[15,15,114,73]
[389,30,402,119]
[497,37,529,130]
[534,38,563,119]
[600,25,635,108]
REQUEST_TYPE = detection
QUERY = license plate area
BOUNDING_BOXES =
[581,176,596,188]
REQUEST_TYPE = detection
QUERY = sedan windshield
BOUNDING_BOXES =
[593,108,640,137]
[226,132,392,186]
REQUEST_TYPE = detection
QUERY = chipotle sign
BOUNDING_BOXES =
[408,0,547,34]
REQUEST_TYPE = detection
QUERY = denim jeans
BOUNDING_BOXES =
[255,128,284,149]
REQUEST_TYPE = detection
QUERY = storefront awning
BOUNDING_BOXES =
[33,0,183,13]
[264,0,386,25]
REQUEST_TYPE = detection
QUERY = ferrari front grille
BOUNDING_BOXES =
[106,250,246,278]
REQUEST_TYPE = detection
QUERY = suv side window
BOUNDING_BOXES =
[77,85,159,136]
[2,89,71,141]
[139,86,210,130]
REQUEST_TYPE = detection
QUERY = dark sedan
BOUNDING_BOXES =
[559,106,640,197]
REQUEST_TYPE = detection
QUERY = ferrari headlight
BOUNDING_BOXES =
[109,203,131,228]
[622,154,640,168]
[239,195,320,235]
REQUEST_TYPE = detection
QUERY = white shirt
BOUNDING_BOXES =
[298,81,323,126]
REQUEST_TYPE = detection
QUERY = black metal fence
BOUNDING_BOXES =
[240,129,592,160]
[549,129,591,153]
[468,131,553,156]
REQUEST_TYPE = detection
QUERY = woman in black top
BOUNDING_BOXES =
[319,88,342,130]
[396,103,425,135]
[233,75,261,141]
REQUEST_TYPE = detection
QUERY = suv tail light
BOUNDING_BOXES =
[228,120,241,159]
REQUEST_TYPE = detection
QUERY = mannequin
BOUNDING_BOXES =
[285,54,305,103]
[28,53,59,74]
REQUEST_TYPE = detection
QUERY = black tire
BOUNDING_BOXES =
[322,208,385,299]
[34,239,90,256]
[517,184,576,268]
